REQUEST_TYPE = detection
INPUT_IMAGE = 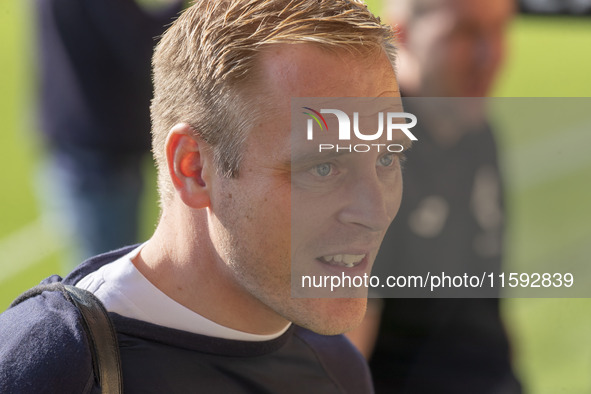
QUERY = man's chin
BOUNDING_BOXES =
[293,297,368,335]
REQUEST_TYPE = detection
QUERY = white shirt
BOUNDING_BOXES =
[76,244,291,341]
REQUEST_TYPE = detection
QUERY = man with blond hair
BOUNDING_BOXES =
[0,0,407,392]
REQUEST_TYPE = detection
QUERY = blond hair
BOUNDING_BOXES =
[151,0,396,204]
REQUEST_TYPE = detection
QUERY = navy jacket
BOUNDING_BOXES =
[0,247,373,393]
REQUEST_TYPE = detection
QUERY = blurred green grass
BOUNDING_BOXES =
[0,1,38,235]
[495,15,591,97]
[1,1,590,393]
[0,1,60,306]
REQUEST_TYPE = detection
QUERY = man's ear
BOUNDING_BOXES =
[165,123,212,209]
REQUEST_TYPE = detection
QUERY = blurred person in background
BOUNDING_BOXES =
[346,0,523,392]
[34,0,184,268]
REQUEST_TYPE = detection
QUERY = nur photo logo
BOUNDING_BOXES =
[302,107,418,153]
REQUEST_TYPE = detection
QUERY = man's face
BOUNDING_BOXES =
[407,0,514,97]
[206,44,403,335]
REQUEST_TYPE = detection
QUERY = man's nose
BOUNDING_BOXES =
[336,172,398,232]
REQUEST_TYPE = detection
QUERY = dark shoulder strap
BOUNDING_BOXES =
[11,282,123,394]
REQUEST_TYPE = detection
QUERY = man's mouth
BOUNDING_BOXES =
[318,254,366,268]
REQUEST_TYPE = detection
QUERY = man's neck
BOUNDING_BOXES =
[133,207,291,336]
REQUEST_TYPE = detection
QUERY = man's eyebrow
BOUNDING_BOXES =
[287,134,414,167]
[287,150,352,169]
[398,136,414,150]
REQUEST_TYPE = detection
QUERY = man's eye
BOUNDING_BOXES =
[312,163,333,177]
[378,153,395,167]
